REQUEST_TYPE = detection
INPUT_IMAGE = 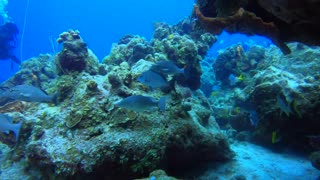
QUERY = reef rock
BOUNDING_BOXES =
[248,44,320,147]
[0,44,234,179]
[102,35,154,66]
[55,29,99,75]
[0,54,57,106]
[194,0,320,54]
[210,43,320,150]
[103,20,216,90]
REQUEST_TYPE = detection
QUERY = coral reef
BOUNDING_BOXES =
[194,0,320,54]
[0,30,234,179]
[213,44,265,87]
[103,35,154,66]
[55,29,99,75]
[0,101,29,113]
[137,169,178,180]
[0,54,57,106]
[208,43,320,152]
[103,20,216,90]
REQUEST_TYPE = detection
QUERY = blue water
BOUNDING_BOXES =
[1,0,271,82]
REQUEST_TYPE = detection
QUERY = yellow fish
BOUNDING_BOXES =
[237,74,244,81]
[271,131,281,144]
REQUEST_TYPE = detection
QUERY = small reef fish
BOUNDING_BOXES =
[271,130,281,144]
[115,95,166,112]
[0,85,58,104]
[0,114,22,141]
[276,94,292,117]
[150,60,184,75]
[249,110,259,126]
[228,74,244,86]
[138,70,168,90]
[276,93,302,118]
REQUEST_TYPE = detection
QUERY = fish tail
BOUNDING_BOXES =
[12,122,22,142]
[179,68,185,74]
[52,92,59,105]
[180,67,188,78]
[158,96,166,112]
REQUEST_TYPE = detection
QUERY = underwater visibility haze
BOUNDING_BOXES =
[0,0,320,179]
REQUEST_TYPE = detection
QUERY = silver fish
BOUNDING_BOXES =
[138,70,168,90]
[0,85,58,104]
[115,95,166,112]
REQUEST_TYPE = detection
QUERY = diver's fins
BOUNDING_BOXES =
[10,55,21,64]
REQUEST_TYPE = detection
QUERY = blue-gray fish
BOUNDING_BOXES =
[0,114,22,141]
[150,60,184,75]
[138,70,168,90]
[115,95,166,112]
[0,85,58,104]
[276,94,292,116]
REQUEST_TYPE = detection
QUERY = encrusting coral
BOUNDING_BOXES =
[193,0,320,54]
[0,26,234,179]
[55,29,99,75]
[207,43,320,154]
[193,4,290,54]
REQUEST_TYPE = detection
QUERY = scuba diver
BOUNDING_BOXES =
[0,21,20,66]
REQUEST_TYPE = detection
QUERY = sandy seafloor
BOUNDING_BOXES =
[198,142,319,180]
[0,141,318,179]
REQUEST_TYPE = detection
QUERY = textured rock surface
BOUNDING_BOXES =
[103,21,216,90]
[208,43,320,151]
[56,29,99,75]
[0,38,234,179]
[0,54,57,106]
[194,0,320,54]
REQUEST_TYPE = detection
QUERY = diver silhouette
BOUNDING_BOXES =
[0,22,20,66]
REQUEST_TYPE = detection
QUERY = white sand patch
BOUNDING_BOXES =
[199,142,319,179]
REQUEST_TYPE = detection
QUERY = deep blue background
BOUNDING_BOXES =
[0,0,271,82]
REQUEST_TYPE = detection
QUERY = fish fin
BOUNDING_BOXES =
[12,121,22,142]
[179,68,185,74]
[51,92,59,105]
[4,114,13,123]
[158,96,166,112]
[180,68,187,78]
[39,88,49,95]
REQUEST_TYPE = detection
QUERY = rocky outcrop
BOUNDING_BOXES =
[194,0,320,54]
[0,32,234,179]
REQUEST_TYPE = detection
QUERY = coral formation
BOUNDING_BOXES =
[103,20,216,90]
[194,0,320,54]
[55,29,99,75]
[0,54,57,106]
[103,35,154,66]
[0,101,29,113]
[208,43,320,152]
[213,44,265,87]
[0,28,234,179]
